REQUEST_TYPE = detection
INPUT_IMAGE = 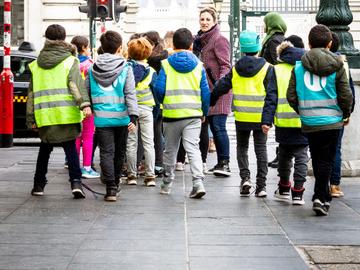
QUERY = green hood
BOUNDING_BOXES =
[262,12,287,45]
[301,48,343,77]
[37,40,76,69]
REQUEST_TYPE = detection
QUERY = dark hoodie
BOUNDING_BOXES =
[211,56,276,130]
[26,40,91,143]
[128,59,159,116]
[262,42,308,145]
[287,48,353,133]
[153,51,210,122]
[85,53,138,122]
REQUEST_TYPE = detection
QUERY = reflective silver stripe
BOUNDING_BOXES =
[94,110,128,118]
[275,112,299,119]
[166,89,201,97]
[299,108,343,117]
[277,98,289,105]
[34,100,77,110]
[163,103,201,110]
[233,94,264,101]
[299,99,338,108]
[233,106,263,113]
[137,89,151,95]
[34,88,69,98]
[138,95,154,102]
[92,96,125,104]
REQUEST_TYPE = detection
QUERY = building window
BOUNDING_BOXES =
[0,0,24,46]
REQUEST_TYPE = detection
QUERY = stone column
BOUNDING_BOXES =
[316,0,360,176]
[121,0,139,40]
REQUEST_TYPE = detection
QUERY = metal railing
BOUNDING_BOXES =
[242,0,319,13]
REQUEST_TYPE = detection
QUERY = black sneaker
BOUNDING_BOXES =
[274,182,291,201]
[313,199,328,216]
[291,187,305,205]
[324,201,331,212]
[71,181,86,199]
[240,178,252,197]
[213,160,231,177]
[208,164,220,173]
[31,182,47,196]
[104,188,118,202]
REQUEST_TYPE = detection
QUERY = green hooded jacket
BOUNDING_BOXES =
[260,12,287,64]
[26,40,91,143]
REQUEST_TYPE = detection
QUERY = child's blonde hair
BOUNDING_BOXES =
[127,37,153,61]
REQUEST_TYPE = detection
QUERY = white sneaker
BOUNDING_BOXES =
[175,162,184,171]
[202,163,211,174]
[160,181,172,194]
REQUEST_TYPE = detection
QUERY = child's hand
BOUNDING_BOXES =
[261,124,271,134]
[128,122,136,132]
[344,118,350,126]
[82,107,92,118]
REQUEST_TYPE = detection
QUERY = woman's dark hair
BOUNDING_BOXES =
[330,32,340,53]
[308,24,332,49]
[71,36,89,54]
[45,24,66,41]
[173,28,193,50]
[100,30,123,54]
[142,31,165,56]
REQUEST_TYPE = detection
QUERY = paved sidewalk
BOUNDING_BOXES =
[1,122,360,269]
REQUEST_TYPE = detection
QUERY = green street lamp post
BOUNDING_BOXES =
[316,0,360,68]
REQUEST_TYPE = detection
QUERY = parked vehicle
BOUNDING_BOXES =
[0,42,37,137]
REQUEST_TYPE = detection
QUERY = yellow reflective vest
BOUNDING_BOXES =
[162,59,203,118]
[29,56,82,128]
[232,63,269,123]
[274,63,301,128]
[136,67,156,107]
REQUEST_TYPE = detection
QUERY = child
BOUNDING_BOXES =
[329,31,356,198]
[71,35,99,179]
[154,28,210,198]
[261,38,308,205]
[287,24,353,215]
[126,37,157,186]
[27,24,91,199]
[86,30,139,202]
[211,30,276,197]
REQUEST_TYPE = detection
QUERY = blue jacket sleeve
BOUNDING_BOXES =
[153,67,166,104]
[200,68,210,116]
[261,66,278,125]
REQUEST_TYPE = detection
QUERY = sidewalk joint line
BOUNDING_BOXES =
[182,171,191,270]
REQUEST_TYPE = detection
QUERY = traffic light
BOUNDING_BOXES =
[113,0,127,23]
[78,0,96,18]
[96,0,112,21]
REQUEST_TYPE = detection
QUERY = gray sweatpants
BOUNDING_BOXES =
[163,118,204,184]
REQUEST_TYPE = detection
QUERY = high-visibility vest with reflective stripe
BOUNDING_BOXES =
[29,56,83,128]
[136,67,156,107]
[274,63,301,128]
[162,59,203,118]
[89,66,130,127]
[294,61,343,126]
[231,63,269,123]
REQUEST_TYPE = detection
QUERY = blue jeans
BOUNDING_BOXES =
[208,114,230,161]
[330,127,344,185]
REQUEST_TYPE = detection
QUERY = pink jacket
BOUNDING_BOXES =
[79,58,94,78]
[195,25,231,115]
